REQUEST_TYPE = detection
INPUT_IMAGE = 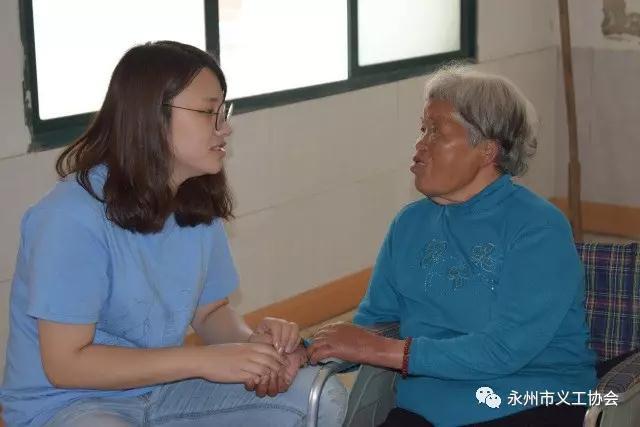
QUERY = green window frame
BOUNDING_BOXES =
[19,0,476,151]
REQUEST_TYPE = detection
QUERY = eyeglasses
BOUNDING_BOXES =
[163,102,233,133]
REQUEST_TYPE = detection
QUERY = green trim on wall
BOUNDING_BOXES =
[21,0,477,152]
[204,0,220,60]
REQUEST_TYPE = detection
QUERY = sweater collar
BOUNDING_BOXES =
[428,174,514,215]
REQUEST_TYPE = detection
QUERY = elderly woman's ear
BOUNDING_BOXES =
[479,140,501,166]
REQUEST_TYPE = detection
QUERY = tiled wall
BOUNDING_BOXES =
[0,0,562,379]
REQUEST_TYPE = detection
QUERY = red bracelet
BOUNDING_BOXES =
[401,337,412,378]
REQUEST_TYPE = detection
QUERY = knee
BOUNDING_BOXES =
[51,412,136,427]
[317,377,348,427]
[86,414,136,427]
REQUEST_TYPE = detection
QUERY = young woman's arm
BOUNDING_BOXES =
[191,298,301,354]
[191,298,253,344]
[38,320,285,390]
[191,298,306,397]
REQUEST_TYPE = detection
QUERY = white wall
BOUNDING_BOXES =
[568,0,640,50]
[555,0,640,205]
[0,0,561,378]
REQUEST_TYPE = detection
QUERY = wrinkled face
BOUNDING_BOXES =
[411,99,487,199]
[169,68,231,187]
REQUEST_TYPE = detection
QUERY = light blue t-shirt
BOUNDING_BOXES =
[1,166,239,427]
[354,175,597,426]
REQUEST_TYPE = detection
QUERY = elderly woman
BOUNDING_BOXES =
[308,66,596,426]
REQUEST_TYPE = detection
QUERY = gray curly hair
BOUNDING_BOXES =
[424,65,538,176]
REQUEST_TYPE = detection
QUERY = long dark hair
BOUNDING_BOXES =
[56,41,233,233]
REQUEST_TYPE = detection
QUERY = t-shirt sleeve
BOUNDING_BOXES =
[25,208,110,324]
[197,219,239,307]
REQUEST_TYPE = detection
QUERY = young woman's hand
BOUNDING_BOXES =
[197,343,287,384]
[251,317,301,354]
[245,332,309,397]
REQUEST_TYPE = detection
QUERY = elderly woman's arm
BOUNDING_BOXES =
[352,220,402,325]
[309,219,404,366]
[310,216,584,381]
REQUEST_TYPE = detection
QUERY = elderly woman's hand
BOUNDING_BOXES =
[308,322,404,368]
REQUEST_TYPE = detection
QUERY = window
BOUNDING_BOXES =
[31,0,206,121]
[357,0,461,66]
[20,0,476,150]
[219,0,348,100]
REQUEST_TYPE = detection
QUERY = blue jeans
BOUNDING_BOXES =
[44,366,347,426]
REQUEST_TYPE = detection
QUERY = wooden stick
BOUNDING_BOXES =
[558,0,583,241]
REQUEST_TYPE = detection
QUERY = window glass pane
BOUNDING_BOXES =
[358,0,461,66]
[32,0,205,120]
[219,0,348,100]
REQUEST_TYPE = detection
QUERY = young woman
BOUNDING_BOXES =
[1,41,346,427]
